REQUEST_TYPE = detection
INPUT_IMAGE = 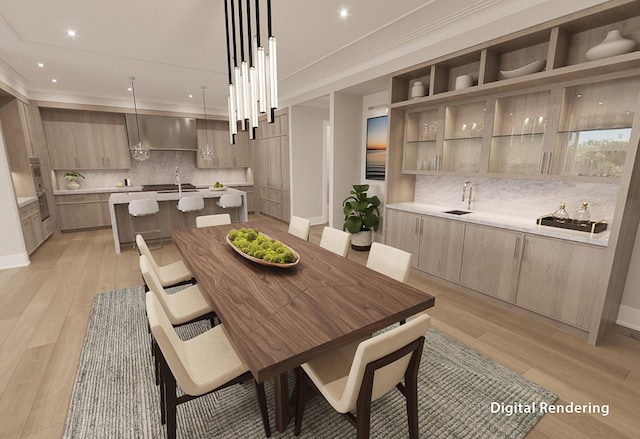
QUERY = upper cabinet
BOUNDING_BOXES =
[196,119,251,168]
[41,109,130,170]
[393,0,640,182]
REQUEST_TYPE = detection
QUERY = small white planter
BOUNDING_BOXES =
[350,229,373,251]
[66,179,80,190]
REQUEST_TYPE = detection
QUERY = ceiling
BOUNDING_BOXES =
[0,0,609,115]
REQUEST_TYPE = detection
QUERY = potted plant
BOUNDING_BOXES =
[343,184,381,251]
[64,171,85,190]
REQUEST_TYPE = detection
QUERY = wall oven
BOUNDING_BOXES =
[29,158,50,221]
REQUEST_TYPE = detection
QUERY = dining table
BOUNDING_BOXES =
[171,218,436,432]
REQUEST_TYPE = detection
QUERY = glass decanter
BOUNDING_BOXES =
[574,201,591,226]
[552,201,570,223]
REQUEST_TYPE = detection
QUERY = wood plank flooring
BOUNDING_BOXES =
[0,213,638,438]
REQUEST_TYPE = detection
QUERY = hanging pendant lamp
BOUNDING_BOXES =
[129,76,150,161]
[224,0,278,144]
[200,86,216,161]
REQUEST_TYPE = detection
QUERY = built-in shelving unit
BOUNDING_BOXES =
[385,0,640,344]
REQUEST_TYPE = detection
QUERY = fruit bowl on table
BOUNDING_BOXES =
[225,228,300,268]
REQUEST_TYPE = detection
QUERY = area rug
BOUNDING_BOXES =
[63,286,556,438]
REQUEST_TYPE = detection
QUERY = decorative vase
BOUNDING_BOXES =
[410,81,426,99]
[350,229,373,251]
[454,74,473,90]
[66,179,80,190]
[585,30,636,61]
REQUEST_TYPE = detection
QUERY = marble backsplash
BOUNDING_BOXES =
[414,175,619,222]
[53,150,249,190]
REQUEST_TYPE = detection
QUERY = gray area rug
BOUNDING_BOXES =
[63,286,557,438]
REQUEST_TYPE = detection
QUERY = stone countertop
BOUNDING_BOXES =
[54,182,253,195]
[387,202,609,247]
[17,196,38,208]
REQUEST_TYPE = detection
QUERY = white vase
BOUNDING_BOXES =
[350,229,373,251]
[454,74,473,90]
[66,179,80,190]
[410,81,426,99]
[585,30,636,61]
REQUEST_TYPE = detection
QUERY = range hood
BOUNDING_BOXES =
[125,113,198,151]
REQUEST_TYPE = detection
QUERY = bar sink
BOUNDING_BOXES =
[443,209,472,215]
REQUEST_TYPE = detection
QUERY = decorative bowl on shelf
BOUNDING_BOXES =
[585,30,636,61]
[500,60,546,79]
[226,228,300,268]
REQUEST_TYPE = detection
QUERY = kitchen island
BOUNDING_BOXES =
[109,187,247,253]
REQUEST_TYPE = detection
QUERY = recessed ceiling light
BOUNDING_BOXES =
[37,62,44,68]
[51,79,58,83]
[339,8,348,18]
[127,87,132,91]
[188,94,193,98]
[67,29,77,37]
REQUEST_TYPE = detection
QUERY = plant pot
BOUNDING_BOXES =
[350,229,373,251]
[66,179,80,190]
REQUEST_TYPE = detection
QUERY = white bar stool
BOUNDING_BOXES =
[129,199,161,248]
[216,193,242,222]
[177,195,205,229]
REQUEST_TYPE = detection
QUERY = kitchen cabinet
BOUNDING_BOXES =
[254,111,290,222]
[459,224,523,302]
[515,234,605,330]
[385,209,464,281]
[42,109,131,170]
[55,193,111,231]
[18,200,43,254]
[196,120,251,168]
[0,99,37,197]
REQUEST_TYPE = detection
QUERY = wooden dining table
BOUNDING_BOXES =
[171,218,435,432]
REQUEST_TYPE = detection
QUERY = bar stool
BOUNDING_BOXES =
[216,193,242,222]
[129,199,161,249]
[177,195,204,229]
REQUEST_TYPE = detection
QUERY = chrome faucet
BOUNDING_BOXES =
[175,166,182,197]
[462,181,473,210]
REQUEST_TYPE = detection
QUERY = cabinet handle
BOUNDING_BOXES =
[546,152,552,175]
[514,237,520,258]
[539,152,547,175]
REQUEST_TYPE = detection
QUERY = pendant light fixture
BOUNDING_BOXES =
[128,76,150,161]
[224,0,278,144]
[200,85,215,161]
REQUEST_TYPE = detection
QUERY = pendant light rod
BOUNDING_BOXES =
[246,0,253,66]
[238,0,245,62]
[129,75,141,144]
[230,0,238,68]
[224,0,233,85]
[267,0,273,37]
[254,0,261,46]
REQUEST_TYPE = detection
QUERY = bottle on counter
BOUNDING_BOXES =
[552,201,570,223]
[574,201,591,226]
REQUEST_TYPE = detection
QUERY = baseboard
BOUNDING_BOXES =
[0,251,30,270]
[616,305,640,331]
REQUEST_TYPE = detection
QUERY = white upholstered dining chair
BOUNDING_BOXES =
[196,213,231,228]
[294,312,431,439]
[288,216,311,241]
[145,293,272,439]
[136,234,194,290]
[366,242,411,283]
[319,226,350,257]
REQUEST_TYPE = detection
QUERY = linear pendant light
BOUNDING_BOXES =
[128,76,150,161]
[200,86,215,161]
[224,0,278,144]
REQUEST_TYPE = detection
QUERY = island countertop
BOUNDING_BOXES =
[108,187,248,253]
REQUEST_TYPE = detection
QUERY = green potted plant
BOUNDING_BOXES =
[64,171,85,190]
[343,184,381,251]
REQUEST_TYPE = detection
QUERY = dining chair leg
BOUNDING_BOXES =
[253,380,272,437]
[162,361,177,439]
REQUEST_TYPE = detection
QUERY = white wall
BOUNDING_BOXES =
[330,92,363,228]
[290,105,329,223]
[0,125,29,269]
[619,223,640,330]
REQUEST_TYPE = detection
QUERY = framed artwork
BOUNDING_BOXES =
[365,115,388,180]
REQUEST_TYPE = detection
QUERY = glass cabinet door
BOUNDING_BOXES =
[443,101,486,173]
[404,108,440,172]
[554,76,639,178]
[490,90,550,175]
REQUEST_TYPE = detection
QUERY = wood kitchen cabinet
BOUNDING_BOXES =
[515,234,605,330]
[55,193,111,231]
[19,200,43,254]
[385,209,464,281]
[196,120,251,168]
[41,109,130,170]
[459,224,523,303]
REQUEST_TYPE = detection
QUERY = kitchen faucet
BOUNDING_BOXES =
[175,166,182,197]
[462,181,473,210]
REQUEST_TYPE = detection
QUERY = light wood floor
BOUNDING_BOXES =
[1,213,639,438]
